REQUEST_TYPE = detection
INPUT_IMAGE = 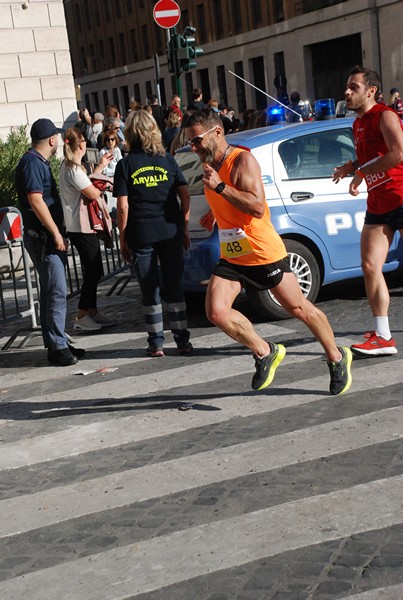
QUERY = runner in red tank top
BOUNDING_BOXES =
[185,109,352,395]
[333,67,403,357]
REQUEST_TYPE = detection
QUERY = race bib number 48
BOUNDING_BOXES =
[219,228,253,258]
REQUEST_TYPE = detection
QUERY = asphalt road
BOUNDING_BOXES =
[0,272,402,600]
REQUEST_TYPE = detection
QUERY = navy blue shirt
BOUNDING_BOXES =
[15,148,64,233]
[113,150,187,248]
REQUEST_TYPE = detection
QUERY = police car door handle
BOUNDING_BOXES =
[290,192,314,202]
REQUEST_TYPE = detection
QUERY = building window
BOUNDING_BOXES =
[80,45,86,76]
[92,91,99,111]
[121,86,129,115]
[146,80,152,100]
[83,3,91,27]
[112,88,119,110]
[103,90,109,111]
[108,38,116,67]
[214,0,224,37]
[129,29,138,62]
[84,93,91,112]
[74,3,82,33]
[104,0,111,22]
[252,0,262,27]
[181,9,189,29]
[89,43,96,73]
[119,32,127,65]
[185,72,193,105]
[232,6,242,34]
[126,0,133,15]
[196,4,207,43]
[98,40,106,70]
[133,83,140,102]
[95,6,100,27]
[217,65,227,106]
[115,0,122,19]
[141,25,150,59]
[273,0,284,22]
[234,61,246,113]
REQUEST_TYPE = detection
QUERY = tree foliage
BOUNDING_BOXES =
[0,126,62,208]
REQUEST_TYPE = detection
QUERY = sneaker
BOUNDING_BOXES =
[351,331,398,356]
[48,347,78,366]
[68,344,86,358]
[146,346,164,357]
[252,342,286,390]
[73,314,102,331]
[92,313,117,327]
[177,341,193,355]
[328,346,353,395]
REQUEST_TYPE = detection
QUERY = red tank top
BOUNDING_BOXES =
[353,103,403,213]
[204,147,286,265]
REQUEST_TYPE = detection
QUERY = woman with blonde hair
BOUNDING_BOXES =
[114,110,192,357]
[163,110,181,152]
[59,127,116,331]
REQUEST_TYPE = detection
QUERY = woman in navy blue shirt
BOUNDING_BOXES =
[114,110,192,357]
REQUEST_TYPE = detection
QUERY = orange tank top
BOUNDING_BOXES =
[205,147,286,265]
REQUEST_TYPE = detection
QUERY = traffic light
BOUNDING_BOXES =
[167,34,180,75]
[167,27,203,75]
[178,27,203,72]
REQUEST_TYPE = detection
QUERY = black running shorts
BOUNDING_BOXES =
[365,206,403,232]
[213,257,292,291]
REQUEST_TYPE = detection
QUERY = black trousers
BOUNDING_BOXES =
[68,232,103,310]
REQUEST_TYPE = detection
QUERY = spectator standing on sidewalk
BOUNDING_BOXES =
[333,67,403,356]
[59,127,117,332]
[15,118,85,366]
[114,110,192,357]
[387,87,403,121]
[185,109,352,394]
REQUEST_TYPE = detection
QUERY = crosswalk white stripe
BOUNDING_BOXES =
[1,407,401,537]
[339,583,403,599]
[2,357,402,470]
[1,333,358,405]
[1,475,402,599]
[0,323,294,388]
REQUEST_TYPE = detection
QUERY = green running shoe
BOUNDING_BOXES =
[328,346,353,395]
[252,342,286,390]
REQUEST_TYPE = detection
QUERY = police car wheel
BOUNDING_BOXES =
[246,239,321,321]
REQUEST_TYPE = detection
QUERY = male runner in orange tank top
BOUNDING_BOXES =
[185,109,352,394]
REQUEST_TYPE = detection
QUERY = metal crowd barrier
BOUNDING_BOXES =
[0,206,40,351]
[1,206,131,351]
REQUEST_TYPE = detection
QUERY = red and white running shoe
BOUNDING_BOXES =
[350,331,398,356]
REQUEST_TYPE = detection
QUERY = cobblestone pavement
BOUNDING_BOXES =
[0,271,402,600]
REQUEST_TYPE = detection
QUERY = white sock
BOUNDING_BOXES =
[375,316,391,340]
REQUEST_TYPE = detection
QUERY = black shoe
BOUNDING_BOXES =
[68,344,86,358]
[48,347,78,366]
[327,346,353,395]
[252,342,286,390]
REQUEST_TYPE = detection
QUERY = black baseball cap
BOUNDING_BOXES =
[30,118,64,141]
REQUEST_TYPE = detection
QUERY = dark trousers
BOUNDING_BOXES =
[68,232,103,310]
[131,237,189,348]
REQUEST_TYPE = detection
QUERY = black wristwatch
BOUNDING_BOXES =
[215,182,226,194]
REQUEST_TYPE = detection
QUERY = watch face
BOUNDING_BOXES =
[215,182,225,193]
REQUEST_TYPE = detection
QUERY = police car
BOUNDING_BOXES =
[175,118,403,319]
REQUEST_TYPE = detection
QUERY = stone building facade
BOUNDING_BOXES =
[63,0,403,119]
[0,0,77,139]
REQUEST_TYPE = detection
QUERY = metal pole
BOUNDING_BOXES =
[227,69,302,119]
[153,54,161,105]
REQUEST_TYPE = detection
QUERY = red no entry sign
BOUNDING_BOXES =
[153,0,181,29]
